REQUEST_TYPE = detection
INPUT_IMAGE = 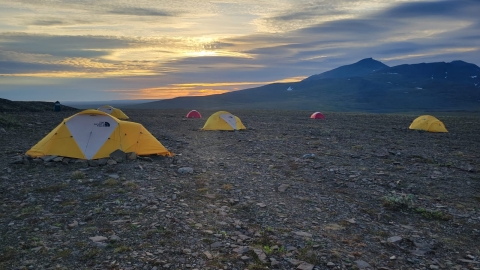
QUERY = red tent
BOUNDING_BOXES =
[186,110,202,118]
[310,112,325,119]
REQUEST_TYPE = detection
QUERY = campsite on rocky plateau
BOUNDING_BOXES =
[1,108,480,270]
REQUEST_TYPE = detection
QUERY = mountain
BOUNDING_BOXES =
[128,58,480,113]
[303,58,389,81]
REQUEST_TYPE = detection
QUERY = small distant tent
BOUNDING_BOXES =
[287,86,293,91]
[186,110,202,118]
[409,115,448,133]
[97,105,129,120]
[310,112,325,119]
[201,111,246,131]
[54,101,61,112]
[26,109,171,160]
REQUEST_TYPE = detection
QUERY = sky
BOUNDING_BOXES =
[0,0,479,102]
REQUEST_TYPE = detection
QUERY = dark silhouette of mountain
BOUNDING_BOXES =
[303,58,389,81]
[0,98,78,112]
[128,58,480,113]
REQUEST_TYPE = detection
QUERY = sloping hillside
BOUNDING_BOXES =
[303,58,389,81]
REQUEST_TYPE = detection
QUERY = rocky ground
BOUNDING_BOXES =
[1,109,480,270]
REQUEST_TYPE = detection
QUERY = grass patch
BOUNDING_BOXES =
[0,247,17,262]
[84,193,105,201]
[53,249,72,259]
[71,170,86,179]
[382,192,414,210]
[60,200,78,206]
[382,192,452,221]
[113,245,131,253]
[297,246,322,265]
[103,178,120,186]
[414,207,452,221]
[35,183,67,193]
[222,184,233,190]
[123,181,139,189]
[20,205,42,216]
[81,248,103,261]
[0,114,20,127]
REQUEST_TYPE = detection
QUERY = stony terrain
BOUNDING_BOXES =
[1,109,480,270]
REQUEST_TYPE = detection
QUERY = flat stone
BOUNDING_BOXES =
[233,246,249,254]
[41,155,57,162]
[210,242,223,248]
[253,248,267,263]
[203,251,213,260]
[93,242,108,248]
[89,236,108,242]
[256,203,266,208]
[107,159,117,165]
[110,149,126,163]
[387,236,402,243]
[297,262,314,270]
[126,152,137,160]
[9,156,25,164]
[354,260,371,269]
[302,154,315,159]
[88,160,99,167]
[110,235,121,241]
[278,184,290,192]
[288,258,302,266]
[74,159,88,167]
[178,167,194,174]
[68,220,78,228]
[97,158,108,166]
[327,262,335,267]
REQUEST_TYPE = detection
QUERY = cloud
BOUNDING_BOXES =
[0,33,130,58]
[381,0,480,19]
[30,19,67,26]
[108,7,177,17]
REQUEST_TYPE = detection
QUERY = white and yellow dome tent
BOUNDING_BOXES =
[201,111,246,131]
[97,105,129,120]
[409,115,448,133]
[26,109,171,160]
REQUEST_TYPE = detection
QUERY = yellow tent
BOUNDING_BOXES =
[26,109,171,160]
[97,105,129,120]
[201,111,246,131]
[409,115,448,133]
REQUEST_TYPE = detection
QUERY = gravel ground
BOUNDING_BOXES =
[1,109,480,270]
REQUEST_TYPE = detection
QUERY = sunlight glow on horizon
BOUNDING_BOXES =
[105,76,308,100]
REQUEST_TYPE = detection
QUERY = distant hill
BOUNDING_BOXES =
[303,58,389,81]
[62,99,162,109]
[128,58,480,113]
[0,98,78,112]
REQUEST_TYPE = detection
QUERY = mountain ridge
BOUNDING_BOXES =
[303,57,390,81]
[126,58,480,112]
